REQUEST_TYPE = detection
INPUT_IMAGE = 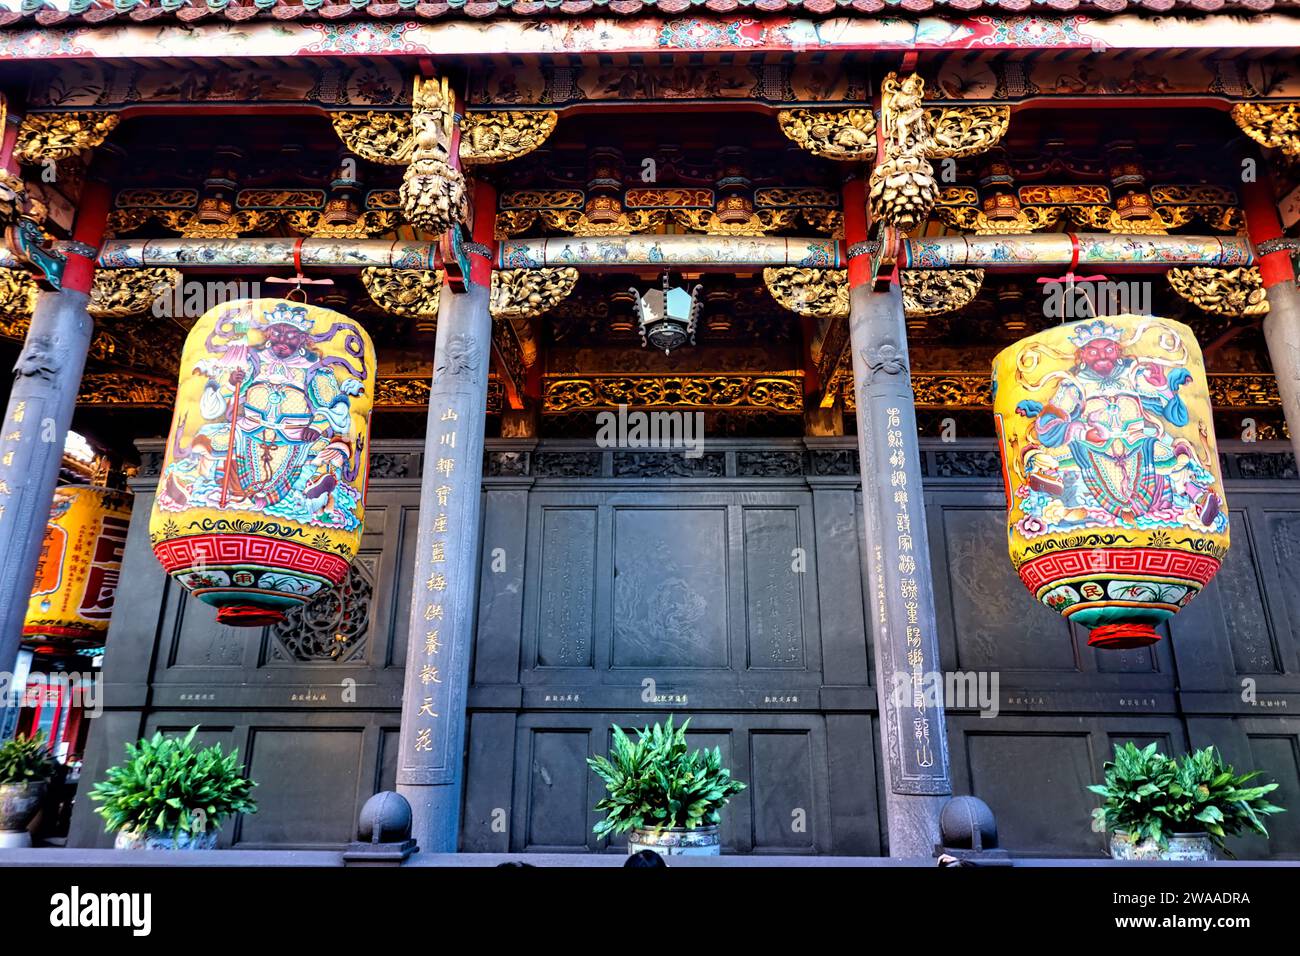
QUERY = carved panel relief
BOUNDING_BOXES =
[743,508,806,670]
[537,509,597,669]
[269,558,374,665]
[612,508,728,669]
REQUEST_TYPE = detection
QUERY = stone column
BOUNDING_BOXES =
[0,180,110,739]
[1240,170,1300,462]
[843,178,951,857]
[396,184,496,852]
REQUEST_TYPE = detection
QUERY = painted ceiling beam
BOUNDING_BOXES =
[36,233,1254,274]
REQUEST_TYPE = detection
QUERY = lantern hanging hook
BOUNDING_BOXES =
[1036,233,1107,323]
[265,237,333,301]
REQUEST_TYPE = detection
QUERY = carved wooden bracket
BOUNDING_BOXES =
[361,266,444,333]
[489,268,578,328]
[763,267,849,319]
[14,112,120,165]
[1167,266,1269,318]
[777,109,876,162]
[401,76,469,235]
[901,269,985,317]
[926,106,1011,160]
[331,108,558,166]
[88,268,180,319]
[869,73,937,231]
[1232,102,1300,157]
[460,112,558,165]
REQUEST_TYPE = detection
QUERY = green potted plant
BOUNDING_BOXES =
[90,727,258,850]
[587,715,746,857]
[0,733,59,847]
[1089,741,1284,860]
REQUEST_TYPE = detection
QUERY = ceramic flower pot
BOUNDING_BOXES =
[1110,831,1216,861]
[114,827,220,851]
[0,781,47,846]
[628,824,720,857]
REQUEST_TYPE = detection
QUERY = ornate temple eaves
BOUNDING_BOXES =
[4,0,1297,26]
[6,12,1300,65]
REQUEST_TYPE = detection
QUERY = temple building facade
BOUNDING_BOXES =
[0,0,1298,858]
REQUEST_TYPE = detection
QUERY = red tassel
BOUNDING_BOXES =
[216,605,285,628]
[1088,623,1160,649]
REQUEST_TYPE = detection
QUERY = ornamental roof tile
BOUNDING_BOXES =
[0,0,1291,26]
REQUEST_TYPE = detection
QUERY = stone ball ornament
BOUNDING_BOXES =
[939,796,999,851]
[149,298,376,627]
[992,315,1229,649]
[357,791,413,844]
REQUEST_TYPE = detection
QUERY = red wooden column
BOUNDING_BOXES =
[1241,170,1300,462]
[841,175,952,857]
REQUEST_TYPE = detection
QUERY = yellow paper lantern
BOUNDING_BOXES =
[150,298,376,626]
[24,485,133,644]
[992,315,1229,649]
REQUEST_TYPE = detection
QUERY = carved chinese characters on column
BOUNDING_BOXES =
[856,324,949,796]
[884,405,938,777]
[413,405,460,757]
[0,400,25,518]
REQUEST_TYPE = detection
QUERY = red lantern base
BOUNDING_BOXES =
[216,605,287,627]
[1087,623,1160,649]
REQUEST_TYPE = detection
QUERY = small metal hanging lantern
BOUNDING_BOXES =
[632,273,702,354]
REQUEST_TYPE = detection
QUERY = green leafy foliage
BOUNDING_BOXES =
[586,716,746,838]
[0,733,58,785]
[1088,741,1285,852]
[89,727,258,839]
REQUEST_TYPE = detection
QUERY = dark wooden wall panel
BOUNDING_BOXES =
[236,727,365,848]
[521,728,593,851]
[67,439,1300,860]
[749,729,818,853]
[964,729,1098,856]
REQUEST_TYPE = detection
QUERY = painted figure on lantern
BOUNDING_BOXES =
[1010,319,1225,537]
[150,298,375,626]
[992,315,1229,649]
[157,301,367,532]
